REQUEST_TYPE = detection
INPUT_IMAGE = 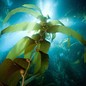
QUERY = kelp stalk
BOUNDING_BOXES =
[20,59,30,86]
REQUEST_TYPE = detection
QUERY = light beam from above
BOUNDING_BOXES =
[38,0,57,18]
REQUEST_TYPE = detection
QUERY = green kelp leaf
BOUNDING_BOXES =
[3,7,41,23]
[47,25,86,45]
[24,44,36,59]
[6,37,33,60]
[48,20,64,26]
[0,59,23,86]
[24,37,36,59]
[37,15,47,22]
[22,4,42,14]
[40,40,50,53]
[33,23,41,31]
[31,34,40,41]
[1,22,38,35]
[30,52,41,74]
[39,51,49,73]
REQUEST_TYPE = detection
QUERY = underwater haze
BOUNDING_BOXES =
[0,0,86,86]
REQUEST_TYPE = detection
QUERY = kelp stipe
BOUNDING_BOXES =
[20,59,30,86]
[0,4,86,86]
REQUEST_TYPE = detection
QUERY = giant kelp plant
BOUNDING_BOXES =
[0,4,86,86]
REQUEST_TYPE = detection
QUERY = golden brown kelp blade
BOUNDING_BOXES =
[14,58,28,69]
[0,58,29,86]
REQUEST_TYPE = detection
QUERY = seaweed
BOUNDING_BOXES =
[0,4,86,86]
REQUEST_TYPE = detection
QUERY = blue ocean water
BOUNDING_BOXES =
[0,0,86,86]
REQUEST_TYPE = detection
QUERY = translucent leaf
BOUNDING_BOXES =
[47,25,86,45]
[22,4,42,14]
[0,59,23,86]
[40,40,50,53]
[6,37,34,60]
[48,20,64,26]
[24,44,36,59]
[24,37,36,59]
[39,51,49,73]
[32,23,41,31]
[37,15,47,22]
[1,22,38,35]
[24,43,41,74]
[3,7,41,23]
[31,52,41,74]
[31,34,40,41]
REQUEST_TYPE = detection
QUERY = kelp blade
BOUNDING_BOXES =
[1,22,38,35]
[40,40,50,53]
[0,59,21,86]
[0,58,29,86]
[14,58,28,69]
[32,23,41,31]
[30,52,41,74]
[22,4,42,14]
[47,25,86,46]
[24,37,35,59]
[6,37,32,60]
[39,51,49,73]
[31,34,40,41]
[49,20,64,26]
[3,7,41,23]
[7,70,21,86]
[24,44,36,59]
